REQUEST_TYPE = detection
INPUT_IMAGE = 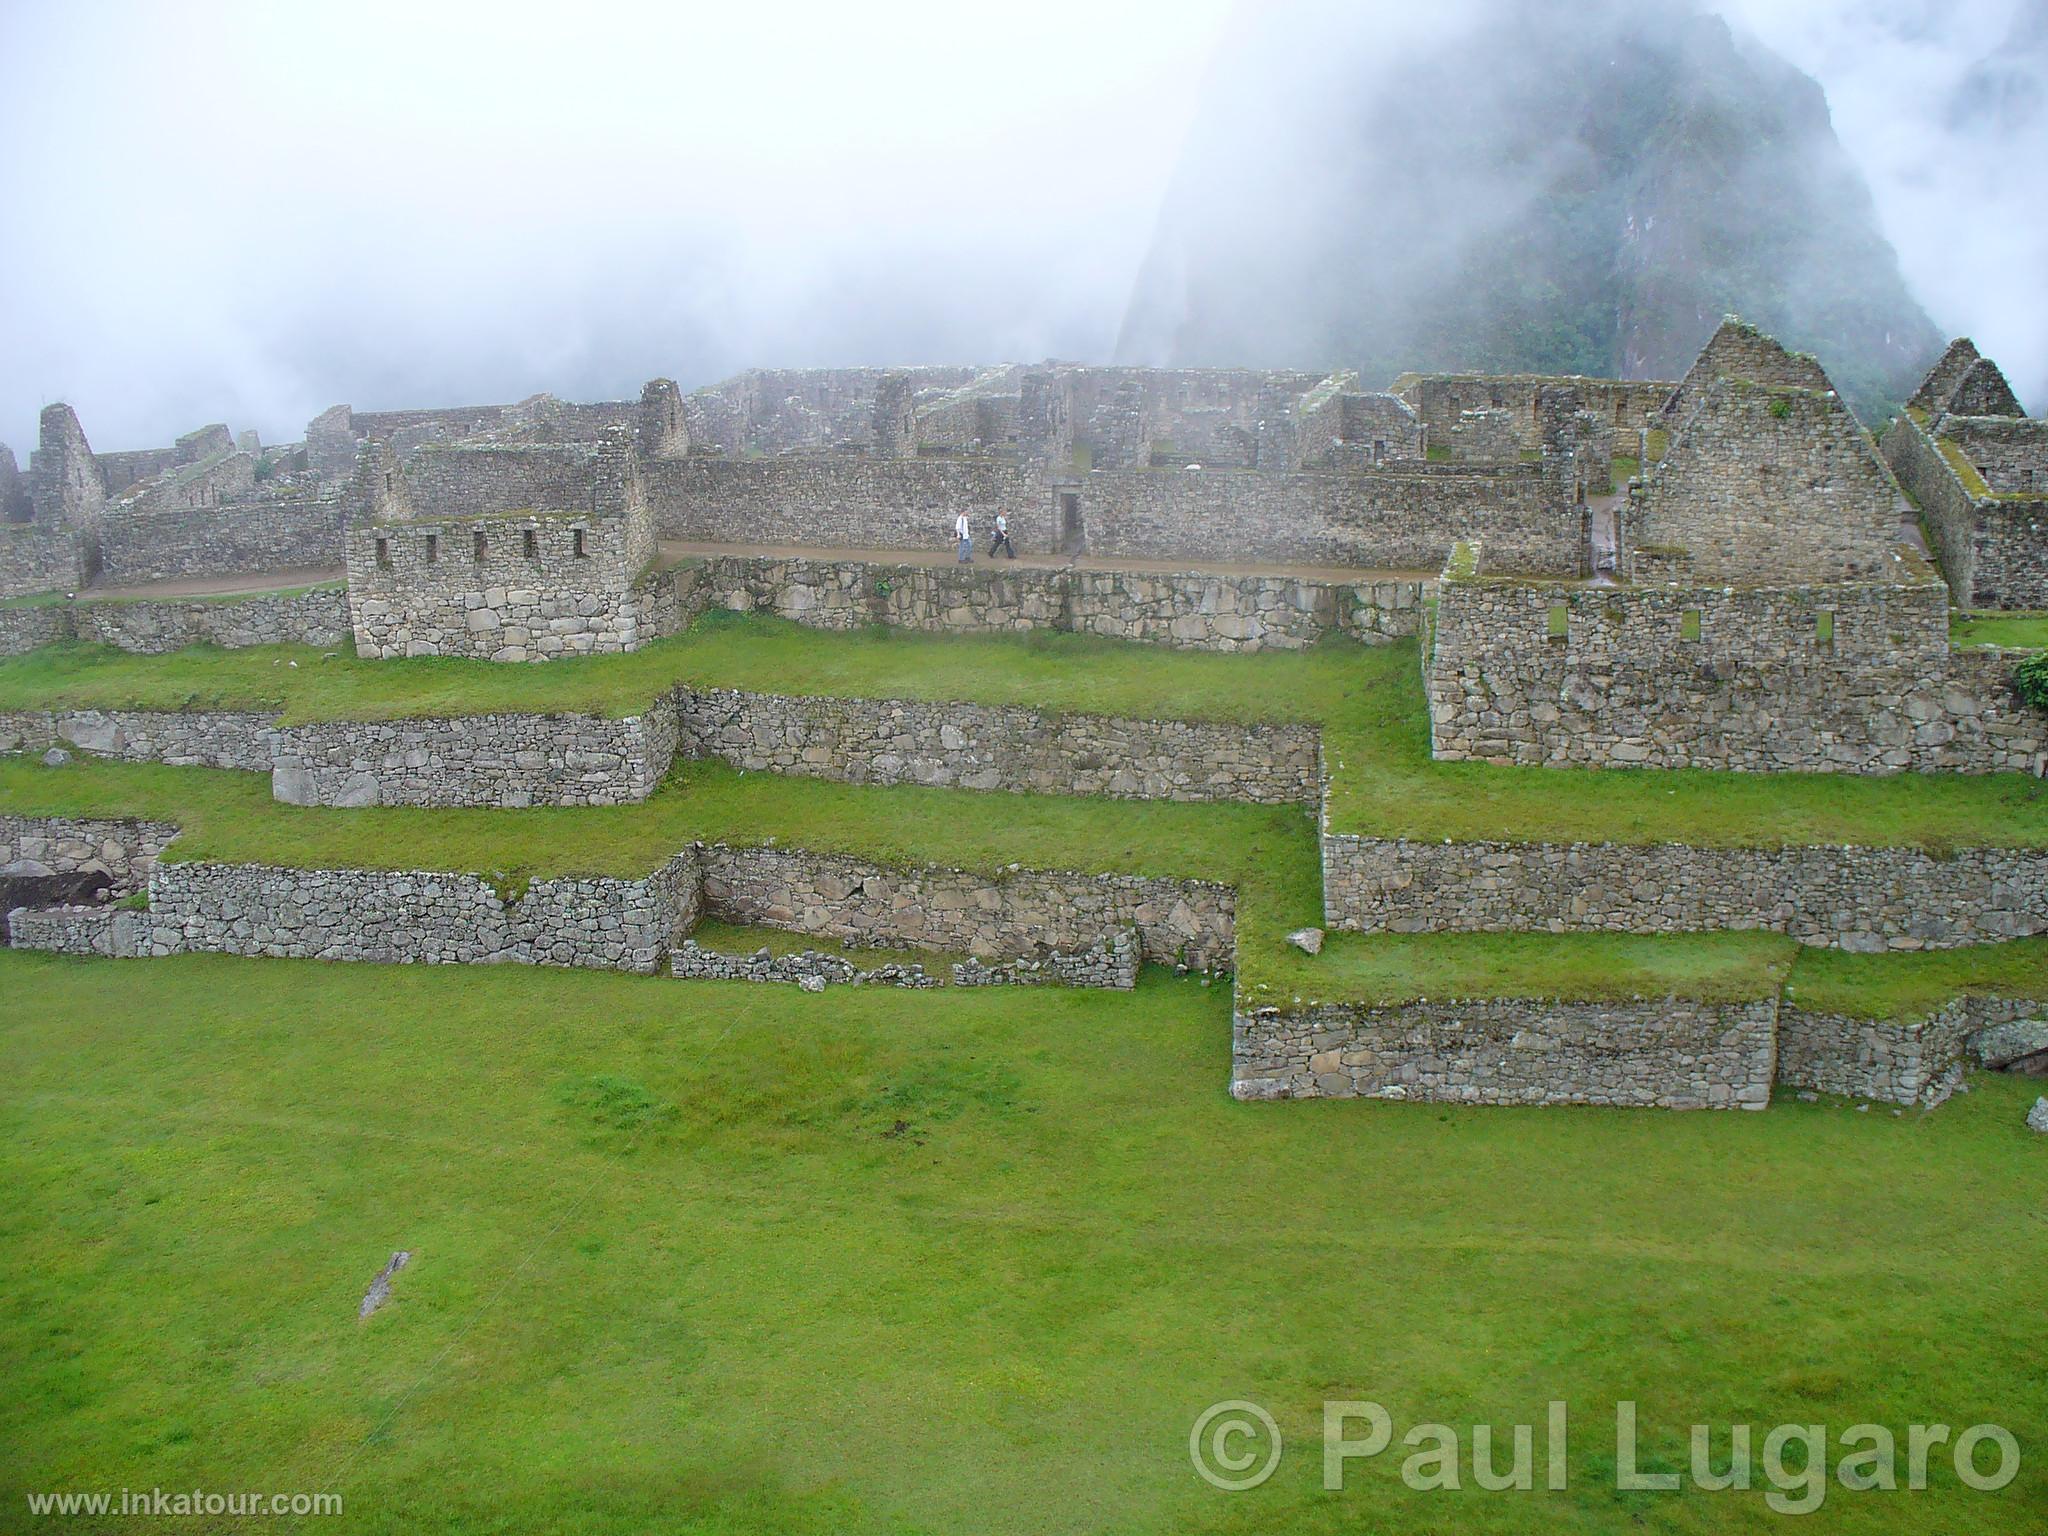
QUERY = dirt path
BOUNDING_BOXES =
[83,565,344,599]
[659,540,1435,583]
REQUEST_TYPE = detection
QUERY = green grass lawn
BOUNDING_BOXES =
[1,951,2042,1534]
[1951,612,2048,650]
[7,615,2048,851]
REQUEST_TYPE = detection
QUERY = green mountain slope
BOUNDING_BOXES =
[1118,0,1941,417]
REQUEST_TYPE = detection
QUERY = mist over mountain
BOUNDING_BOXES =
[1118,0,1945,414]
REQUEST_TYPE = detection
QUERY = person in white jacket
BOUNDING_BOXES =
[954,510,973,563]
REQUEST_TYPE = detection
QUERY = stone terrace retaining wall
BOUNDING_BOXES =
[0,814,179,890]
[7,906,151,958]
[0,705,674,809]
[1321,832,2048,950]
[145,854,700,973]
[70,588,351,654]
[271,701,680,808]
[0,602,72,658]
[699,844,1235,970]
[0,589,349,658]
[693,555,1424,651]
[1232,996,1779,1109]
[0,709,275,770]
[1775,1001,1971,1106]
[678,688,1319,805]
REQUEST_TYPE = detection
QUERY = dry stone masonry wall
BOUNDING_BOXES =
[1426,565,2045,774]
[1232,996,1780,1109]
[1322,831,2048,950]
[677,688,1320,805]
[691,554,1424,651]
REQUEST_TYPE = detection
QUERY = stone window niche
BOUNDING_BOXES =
[522,528,538,559]
[572,528,588,559]
[374,537,390,569]
[423,533,438,564]
[473,530,487,562]
[1546,603,1569,642]
[1816,609,1835,648]
[1680,608,1701,642]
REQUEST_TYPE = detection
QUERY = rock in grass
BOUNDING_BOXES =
[2027,1098,2048,1135]
[359,1250,411,1320]
[40,748,71,768]
[1287,927,1324,956]
[799,974,826,994]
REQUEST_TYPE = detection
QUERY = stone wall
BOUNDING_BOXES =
[696,554,1423,650]
[1635,379,1900,585]
[1075,463,1577,575]
[6,906,151,958]
[270,702,680,808]
[698,844,1235,970]
[1232,996,1778,1109]
[1775,1000,1971,1106]
[1885,411,2048,609]
[0,703,673,808]
[1321,831,2048,950]
[0,814,178,890]
[346,509,655,660]
[1426,565,2046,773]
[0,522,87,600]
[69,587,351,653]
[0,600,72,657]
[145,853,699,974]
[677,688,1320,805]
[93,493,345,584]
[1401,374,1676,449]
[1660,319,1834,426]
[646,455,1050,549]
[402,444,598,519]
[0,708,276,770]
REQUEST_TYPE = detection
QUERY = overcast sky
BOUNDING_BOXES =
[0,0,2039,453]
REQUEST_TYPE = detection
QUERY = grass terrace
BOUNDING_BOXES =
[7,614,2048,851]
[1951,611,2048,650]
[1,950,2042,1534]
[0,754,1810,1011]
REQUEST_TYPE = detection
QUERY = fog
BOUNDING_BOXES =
[0,0,2039,454]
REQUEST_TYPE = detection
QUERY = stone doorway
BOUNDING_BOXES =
[1058,491,1084,556]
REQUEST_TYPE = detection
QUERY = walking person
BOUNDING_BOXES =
[990,512,1016,560]
[953,509,974,563]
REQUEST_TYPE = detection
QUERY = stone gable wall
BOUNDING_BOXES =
[676,688,1320,805]
[1636,380,1900,584]
[1426,574,2044,773]
[1232,996,1779,1109]
[402,443,597,519]
[1321,831,2048,950]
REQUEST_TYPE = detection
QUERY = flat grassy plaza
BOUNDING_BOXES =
[3,952,2044,1534]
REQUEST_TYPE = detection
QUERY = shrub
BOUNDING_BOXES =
[2014,653,2048,711]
